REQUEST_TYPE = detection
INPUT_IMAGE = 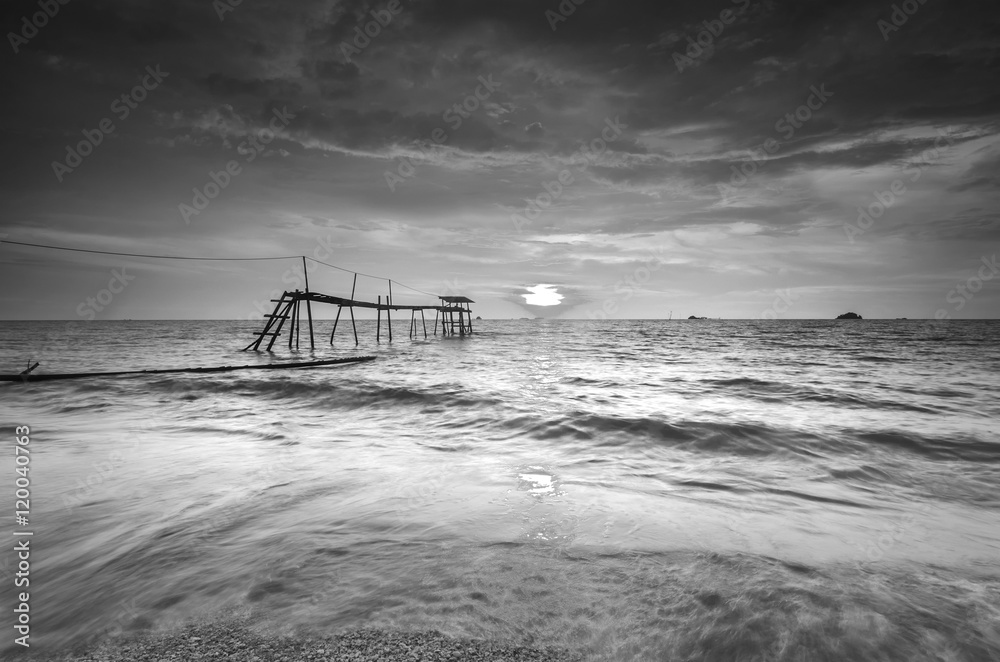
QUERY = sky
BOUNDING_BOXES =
[1,0,998,320]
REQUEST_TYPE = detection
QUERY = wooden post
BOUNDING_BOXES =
[421,310,427,339]
[330,305,342,344]
[350,273,358,345]
[288,297,296,349]
[303,257,315,349]
[433,309,439,336]
[459,309,465,337]
[409,310,415,339]
[377,295,381,342]
[386,282,392,342]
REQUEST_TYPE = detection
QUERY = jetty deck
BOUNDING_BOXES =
[244,278,474,351]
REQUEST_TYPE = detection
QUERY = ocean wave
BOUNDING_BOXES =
[132,375,505,411]
[493,410,1000,464]
[700,377,951,414]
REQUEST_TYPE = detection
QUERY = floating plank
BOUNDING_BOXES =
[1,356,376,383]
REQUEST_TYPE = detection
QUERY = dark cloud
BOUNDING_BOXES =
[2,0,999,318]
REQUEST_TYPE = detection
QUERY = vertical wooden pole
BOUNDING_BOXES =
[350,273,358,345]
[387,282,392,342]
[330,305,342,344]
[377,295,381,342]
[288,297,296,349]
[433,309,438,336]
[459,309,465,337]
[409,310,415,339]
[421,309,427,339]
[302,257,315,350]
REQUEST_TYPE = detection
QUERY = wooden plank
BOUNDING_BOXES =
[2,356,377,383]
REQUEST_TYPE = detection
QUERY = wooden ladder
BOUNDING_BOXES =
[243,291,296,351]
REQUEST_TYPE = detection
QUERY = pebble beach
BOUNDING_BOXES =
[50,623,583,662]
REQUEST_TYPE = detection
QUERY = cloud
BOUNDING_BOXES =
[2,0,999,319]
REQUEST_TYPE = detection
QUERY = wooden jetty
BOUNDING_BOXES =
[2,356,376,383]
[244,272,475,351]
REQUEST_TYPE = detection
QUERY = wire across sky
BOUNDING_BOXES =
[2,239,442,299]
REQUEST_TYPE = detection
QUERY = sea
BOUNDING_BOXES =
[1,319,998,661]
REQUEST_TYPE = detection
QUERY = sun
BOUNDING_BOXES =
[522,284,563,306]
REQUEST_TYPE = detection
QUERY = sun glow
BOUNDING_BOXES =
[522,284,563,306]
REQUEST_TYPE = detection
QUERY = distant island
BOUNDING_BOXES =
[837,312,863,319]
[688,315,708,320]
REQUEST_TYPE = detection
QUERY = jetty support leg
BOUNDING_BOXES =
[349,273,358,346]
[303,257,314,350]
[330,305,342,344]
